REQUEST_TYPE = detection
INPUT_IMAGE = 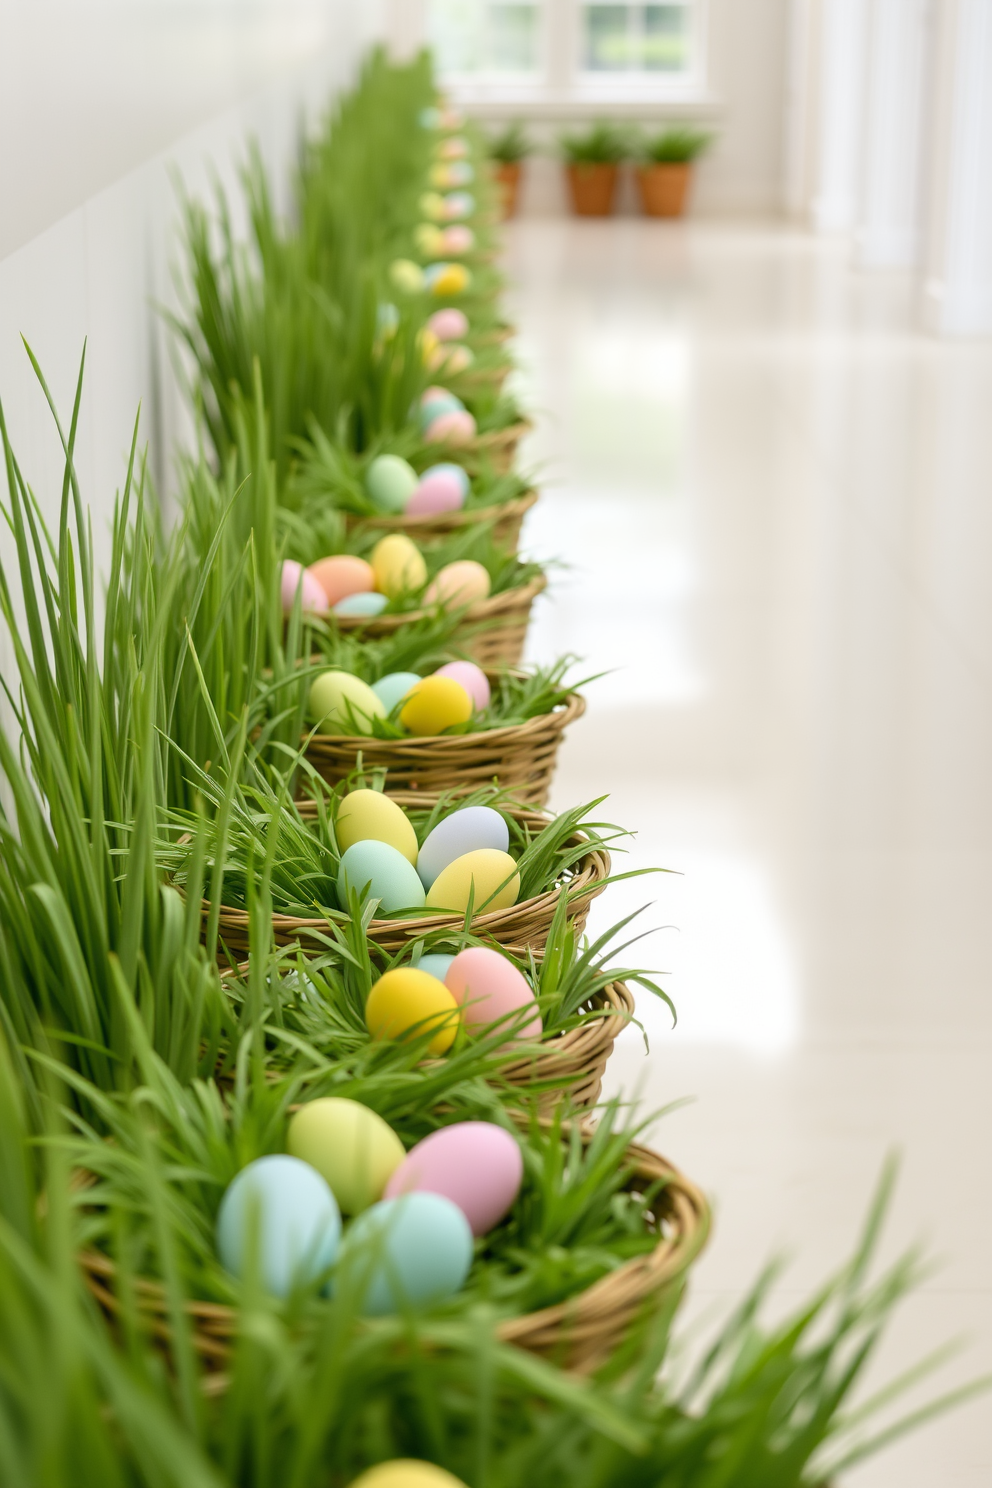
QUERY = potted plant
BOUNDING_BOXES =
[560,122,629,217]
[636,127,713,218]
[489,122,533,220]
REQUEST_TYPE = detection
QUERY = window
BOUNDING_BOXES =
[425,0,705,97]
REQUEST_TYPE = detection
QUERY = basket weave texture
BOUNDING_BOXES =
[200,797,610,960]
[78,1123,708,1380]
[343,488,537,555]
[464,419,531,475]
[303,687,584,807]
[330,571,546,669]
[502,981,635,1108]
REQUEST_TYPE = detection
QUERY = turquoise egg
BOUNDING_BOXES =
[372,671,422,713]
[334,592,389,618]
[417,952,456,981]
[216,1155,341,1298]
[338,1191,473,1315]
[337,840,427,914]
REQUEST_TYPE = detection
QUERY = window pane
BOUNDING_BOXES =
[584,6,633,72]
[428,0,541,75]
[644,5,689,72]
[581,2,692,75]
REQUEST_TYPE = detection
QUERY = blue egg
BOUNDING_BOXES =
[418,393,461,432]
[334,592,389,618]
[416,952,456,982]
[337,839,427,914]
[372,671,422,714]
[216,1155,341,1298]
[422,463,470,500]
[417,806,511,890]
[338,1192,473,1316]
[445,191,475,218]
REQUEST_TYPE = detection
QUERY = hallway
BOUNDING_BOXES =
[509,217,992,1487]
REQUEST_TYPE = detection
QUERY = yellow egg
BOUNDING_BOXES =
[425,849,520,915]
[371,534,428,599]
[348,1463,468,1488]
[366,969,461,1055]
[310,671,386,733]
[399,677,474,736]
[424,560,492,609]
[420,328,440,364]
[430,264,471,297]
[415,222,445,256]
[336,789,419,865]
[287,1097,405,1214]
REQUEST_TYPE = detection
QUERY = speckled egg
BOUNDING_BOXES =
[425,849,520,915]
[310,671,386,733]
[308,554,374,607]
[287,1097,405,1215]
[371,534,428,598]
[338,1192,473,1316]
[216,1155,340,1298]
[365,968,460,1054]
[416,806,510,889]
[371,671,421,713]
[365,455,420,514]
[433,660,490,711]
[337,840,427,915]
[336,788,419,864]
[444,946,542,1040]
[427,308,469,341]
[384,1121,523,1235]
[399,676,474,736]
[424,559,491,607]
[281,560,329,616]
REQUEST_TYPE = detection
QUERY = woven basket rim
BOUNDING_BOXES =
[500,980,636,1081]
[330,570,546,638]
[77,1117,709,1373]
[342,486,537,537]
[305,686,584,756]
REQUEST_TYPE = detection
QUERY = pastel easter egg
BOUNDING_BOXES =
[308,554,375,607]
[429,164,452,190]
[418,107,441,130]
[371,534,428,599]
[416,952,456,982]
[443,192,475,219]
[419,191,447,220]
[337,840,427,915]
[440,345,474,374]
[427,308,469,341]
[216,1155,340,1298]
[439,108,465,130]
[441,226,475,255]
[415,223,445,257]
[376,301,399,340]
[365,455,420,514]
[444,946,542,1040]
[419,399,461,435]
[287,1097,405,1215]
[384,1122,523,1235]
[390,259,425,294]
[336,788,419,865]
[420,328,441,365]
[425,849,520,915]
[400,676,474,736]
[371,671,421,713]
[339,1192,472,1316]
[433,661,490,711]
[310,672,386,733]
[424,384,464,407]
[438,136,469,160]
[417,806,510,889]
[334,592,389,618]
[424,263,472,297]
[365,968,460,1055]
[405,469,466,517]
[348,1463,468,1488]
[281,560,329,617]
[424,410,477,445]
[424,559,491,607]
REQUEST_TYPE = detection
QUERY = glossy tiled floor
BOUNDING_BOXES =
[506,218,992,1487]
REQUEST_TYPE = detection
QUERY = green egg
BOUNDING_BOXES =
[365,455,419,514]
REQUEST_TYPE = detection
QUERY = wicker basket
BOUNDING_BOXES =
[78,1123,708,1380]
[200,797,610,960]
[303,684,584,807]
[329,571,546,669]
[501,981,635,1108]
[463,420,532,475]
[342,488,537,555]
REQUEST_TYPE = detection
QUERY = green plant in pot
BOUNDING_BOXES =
[637,125,714,218]
[489,122,533,220]
[560,122,630,217]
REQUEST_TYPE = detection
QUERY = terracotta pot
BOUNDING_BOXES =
[637,162,692,218]
[565,163,619,217]
[495,161,522,219]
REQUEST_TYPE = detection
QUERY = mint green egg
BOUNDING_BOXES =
[366,455,419,514]
[337,840,427,915]
[372,671,421,713]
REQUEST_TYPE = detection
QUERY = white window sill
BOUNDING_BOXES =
[444,85,720,119]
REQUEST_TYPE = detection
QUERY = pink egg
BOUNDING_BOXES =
[442,226,475,254]
[434,661,490,710]
[423,385,454,403]
[445,947,542,1040]
[428,308,470,342]
[384,1122,523,1236]
[406,471,467,517]
[281,560,328,616]
[424,410,477,445]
